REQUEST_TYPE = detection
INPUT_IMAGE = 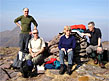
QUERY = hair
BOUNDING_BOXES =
[88,21,95,26]
[63,26,71,34]
[23,8,29,11]
[33,29,39,34]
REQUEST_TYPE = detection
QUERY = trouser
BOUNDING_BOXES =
[25,54,43,65]
[19,33,31,53]
[59,50,73,65]
[86,45,103,62]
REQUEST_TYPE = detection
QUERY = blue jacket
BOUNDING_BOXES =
[58,35,76,51]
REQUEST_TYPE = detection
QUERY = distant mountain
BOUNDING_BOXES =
[0,27,20,47]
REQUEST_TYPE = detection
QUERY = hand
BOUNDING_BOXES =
[34,52,38,57]
[61,48,66,52]
[29,32,32,35]
[20,26,22,30]
[31,53,35,58]
[97,47,102,53]
[87,34,91,37]
[67,49,72,53]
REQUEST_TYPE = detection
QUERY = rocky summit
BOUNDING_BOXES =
[0,33,109,81]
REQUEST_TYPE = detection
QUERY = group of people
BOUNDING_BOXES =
[14,8,105,76]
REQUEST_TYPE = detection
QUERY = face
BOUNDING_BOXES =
[65,29,71,36]
[88,24,94,32]
[23,8,29,17]
[33,30,38,38]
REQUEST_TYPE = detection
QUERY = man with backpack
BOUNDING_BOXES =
[23,29,46,77]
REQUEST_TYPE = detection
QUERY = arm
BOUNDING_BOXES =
[67,36,76,53]
[98,38,101,47]
[97,29,103,52]
[34,47,45,57]
[81,33,91,37]
[72,36,76,49]
[58,37,62,50]
[14,16,22,30]
[15,22,22,30]
[31,17,38,29]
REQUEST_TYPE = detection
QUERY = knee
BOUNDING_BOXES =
[25,54,31,60]
[68,51,73,55]
[86,47,92,54]
[97,47,103,54]
[59,50,65,55]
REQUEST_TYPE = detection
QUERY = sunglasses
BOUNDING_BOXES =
[33,33,38,34]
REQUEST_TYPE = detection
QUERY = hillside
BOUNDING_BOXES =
[0,27,20,47]
[0,32,109,81]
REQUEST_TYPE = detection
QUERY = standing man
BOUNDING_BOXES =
[14,8,38,53]
[82,21,105,68]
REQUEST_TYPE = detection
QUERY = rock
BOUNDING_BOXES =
[0,68,11,81]
[78,76,89,81]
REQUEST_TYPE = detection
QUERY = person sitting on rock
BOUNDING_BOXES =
[82,21,105,68]
[25,29,46,72]
[58,26,76,75]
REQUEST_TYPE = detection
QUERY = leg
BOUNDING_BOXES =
[59,50,65,64]
[24,34,31,53]
[32,54,43,65]
[19,33,24,52]
[86,45,96,58]
[67,51,73,75]
[96,46,105,68]
[25,54,32,61]
[68,51,73,65]
[59,50,65,74]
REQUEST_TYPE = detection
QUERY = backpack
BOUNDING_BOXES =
[44,64,55,69]
[12,51,25,69]
[20,60,34,78]
[53,60,60,69]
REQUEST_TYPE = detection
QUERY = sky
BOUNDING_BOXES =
[0,0,109,41]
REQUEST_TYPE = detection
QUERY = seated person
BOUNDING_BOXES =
[25,29,46,70]
[82,21,105,68]
[58,26,76,75]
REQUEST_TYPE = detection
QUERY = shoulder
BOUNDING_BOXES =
[70,35,75,39]
[95,28,100,31]
[28,15,34,18]
[39,37,44,40]
[60,35,65,40]
[19,15,24,18]
[95,28,101,32]
[29,38,34,42]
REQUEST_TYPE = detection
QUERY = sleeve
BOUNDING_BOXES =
[72,36,76,49]
[14,16,22,23]
[40,38,46,48]
[97,28,102,38]
[31,16,38,27]
[84,29,90,33]
[58,37,62,50]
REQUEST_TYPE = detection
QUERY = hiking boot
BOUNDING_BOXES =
[99,62,105,68]
[59,64,65,75]
[94,59,98,64]
[66,64,72,75]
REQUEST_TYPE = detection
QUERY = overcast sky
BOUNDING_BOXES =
[0,0,109,41]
